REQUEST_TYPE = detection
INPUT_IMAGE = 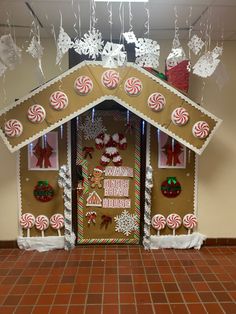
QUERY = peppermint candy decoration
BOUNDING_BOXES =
[20,213,35,237]
[4,119,23,137]
[124,77,142,96]
[148,93,166,112]
[166,213,182,235]
[50,91,68,111]
[35,215,49,237]
[74,76,93,95]
[192,121,210,139]
[27,104,46,123]
[50,214,64,236]
[152,214,166,236]
[171,107,189,126]
[183,214,197,234]
[102,70,120,89]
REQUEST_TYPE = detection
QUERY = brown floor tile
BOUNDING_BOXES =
[67,305,84,314]
[182,292,200,303]
[103,293,118,304]
[120,292,135,304]
[220,302,236,314]
[3,295,22,306]
[50,306,68,314]
[151,292,168,303]
[153,304,172,314]
[53,294,71,304]
[170,303,189,314]
[135,292,151,304]
[14,306,34,314]
[32,306,51,314]
[120,304,137,314]
[87,293,102,304]
[137,304,154,313]
[70,293,86,304]
[167,292,184,303]
[103,304,119,314]
[85,305,102,314]
[37,294,55,305]
[204,303,225,314]
[186,303,207,314]
[19,294,38,305]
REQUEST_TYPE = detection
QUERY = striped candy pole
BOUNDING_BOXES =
[134,119,141,242]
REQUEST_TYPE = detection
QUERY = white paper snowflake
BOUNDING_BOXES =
[73,38,84,55]
[166,47,186,70]
[79,116,107,140]
[80,28,104,60]
[188,35,205,55]
[0,34,21,70]
[26,36,44,59]
[212,45,223,59]
[193,51,220,78]
[123,31,137,44]
[135,38,160,68]
[114,210,138,237]
[102,42,127,68]
[56,27,74,65]
[0,60,7,77]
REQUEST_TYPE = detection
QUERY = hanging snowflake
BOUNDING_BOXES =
[56,27,74,65]
[73,38,84,55]
[212,45,223,59]
[26,36,44,59]
[114,210,138,237]
[79,116,107,140]
[166,47,186,70]
[187,35,205,55]
[135,38,160,68]
[102,42,127,68]
[80,28,104,60]
[0,60,7,77]
[123,31,137,44]
[0,34,21,70]
[193,51,220,78]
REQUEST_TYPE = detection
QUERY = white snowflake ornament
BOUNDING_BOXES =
[212,45,223,59]
[193,51,220,78]
[80,28,104,60]
[166,47,186,70]
[135,38,160,68]
[26,36,44,59]
[188,35,205,55]
[114,210,138,237]
[0,34,21,70]
[56,27,74,65]
[123,31,137,44]
[102,42,127,68]
[73,38,84,55]
[0,60,7,77]
[79,116,107,140]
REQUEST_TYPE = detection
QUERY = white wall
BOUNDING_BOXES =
[0,39,235,240]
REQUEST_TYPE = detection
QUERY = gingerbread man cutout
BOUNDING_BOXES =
[90,166,104,188]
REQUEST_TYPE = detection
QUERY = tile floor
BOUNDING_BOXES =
[0,245,235,314]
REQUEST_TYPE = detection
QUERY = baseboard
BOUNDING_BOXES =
[0,238,235,248]
[204,238,236,246]
[0,241,18,248]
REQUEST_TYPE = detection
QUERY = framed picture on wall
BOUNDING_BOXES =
[157,130,186,169]
[28,131,59,171]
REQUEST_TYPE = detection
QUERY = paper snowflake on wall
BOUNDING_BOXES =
[26,36,44,59]
[166,47,186,70]
[56,27,74,65]
[0,34,21,70]
[188,35,205,55]
[135,38,160,68]
[73,38,84,55]
[0,60,7,77]
[123,31,137,44]
[79,116,107,140]
[80,28,104,60]
[102,42,127,68]
[114,210,138,237]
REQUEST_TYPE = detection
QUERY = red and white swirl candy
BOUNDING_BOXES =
[102,70,120,89]
[166,213,182,235]
[27,104,46,123]
[50,214,64,236]
[50,91,68,111]
[171,107,189,126]
[124,77,142,96]
[192,121,210,139]
[20,213,35,237]
[74,76,93,95]
[148,93,166,112]
[4,119,23,137]
[183,214,197,234]
[152,214,166,236]
[35,215,49,237]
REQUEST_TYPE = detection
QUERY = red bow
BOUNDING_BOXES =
[33,139,53,168]
[101,215,112,229]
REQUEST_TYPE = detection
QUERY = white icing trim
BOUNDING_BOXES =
[150,232,206,250]
[16,150,23,237]
[17,236,65,252]
[0,61,222,155]
[193,154,199,218]
[146,123,151,166]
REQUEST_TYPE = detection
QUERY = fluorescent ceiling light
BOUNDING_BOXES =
[95,0,148,2]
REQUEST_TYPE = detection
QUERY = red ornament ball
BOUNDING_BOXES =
[161,177,181,198]
[34,181,54,202]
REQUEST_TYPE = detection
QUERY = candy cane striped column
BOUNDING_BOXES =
[134,119,141,242]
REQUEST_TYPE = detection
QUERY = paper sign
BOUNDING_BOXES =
[105,166,133,177]
[104,179,129,197]
[103,198,131,208]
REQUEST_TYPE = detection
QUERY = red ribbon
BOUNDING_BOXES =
[162,141,183,166]
[100,215,112,229]
[33,140,53,168]
[83,146,94,159]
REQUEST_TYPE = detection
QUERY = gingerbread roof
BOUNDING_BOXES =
[0,61,221,154]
